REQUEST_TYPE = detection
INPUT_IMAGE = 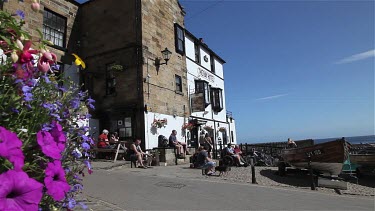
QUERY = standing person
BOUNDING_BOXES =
[169,130,190,158]
[129,139,147,168]
[199,130,206,148]
[204,133,213,158]
[196,146,216,175]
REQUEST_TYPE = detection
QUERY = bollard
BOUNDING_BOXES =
[250,156,257,184]
[308,155,316,190]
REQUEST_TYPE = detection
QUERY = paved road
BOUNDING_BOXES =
[82,165,374,210]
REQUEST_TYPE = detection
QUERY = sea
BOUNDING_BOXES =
[314,135,375,145]
[241,135,375,145]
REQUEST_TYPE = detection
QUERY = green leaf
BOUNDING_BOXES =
[0,35,11,45]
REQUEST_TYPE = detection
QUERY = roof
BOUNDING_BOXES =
[184,29,226,64]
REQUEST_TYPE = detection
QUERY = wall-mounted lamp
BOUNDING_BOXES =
[154,48,172,71]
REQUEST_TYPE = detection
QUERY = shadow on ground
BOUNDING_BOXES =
[260,168,315,188]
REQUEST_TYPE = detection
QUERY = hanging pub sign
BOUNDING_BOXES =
[191,93,205,112]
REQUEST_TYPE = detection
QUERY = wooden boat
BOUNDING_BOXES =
[349,154,375,166]
[281,139,349,175]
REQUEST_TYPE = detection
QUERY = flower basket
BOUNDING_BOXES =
[203,125,213,131]
[218,127,227,132]
[151,118,167,128]
[182,122,195,130]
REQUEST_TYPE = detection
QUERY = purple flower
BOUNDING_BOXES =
[50,122,66,144]
[70,98,80,110]
[0,170,43,211]
[37,131,64,159]
[44,160,70,201]
[15,10,25,19]
[41,75,51,83]
[81,142,90,150]
[0,126,25,171]
[10,108,19,114]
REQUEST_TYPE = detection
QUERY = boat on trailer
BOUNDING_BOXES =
[281,138,349,176]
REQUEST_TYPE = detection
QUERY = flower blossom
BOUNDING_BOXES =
[44,160,70,201]
[0,126,25,171]
[0,170,43,211]
[37,122,66,160]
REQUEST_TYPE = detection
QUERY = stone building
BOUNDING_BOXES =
[1,0,237,150]
[80,0,189,149]
[1,0,80,74]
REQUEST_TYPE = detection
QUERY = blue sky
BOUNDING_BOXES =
[77,0,374,143]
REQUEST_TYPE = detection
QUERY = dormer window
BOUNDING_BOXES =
[210,55,215,73]
[211,88,223,112]
[195,80,210,106]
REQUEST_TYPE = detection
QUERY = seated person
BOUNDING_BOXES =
[233,144,247,165]
[129,139,147,168]
[169,130,190,158]
[223,143,243,166]
[196,146,216,175]
[287,138,297,148]
[97,129,113,149]
[110,132,119,145]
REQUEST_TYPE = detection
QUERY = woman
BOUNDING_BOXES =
[129,139,147,168]
[204,133,213,158]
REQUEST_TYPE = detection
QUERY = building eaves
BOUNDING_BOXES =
[184,29,226,64]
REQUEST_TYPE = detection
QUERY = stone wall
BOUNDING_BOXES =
[2,0,79,62]
[141,0,189,117]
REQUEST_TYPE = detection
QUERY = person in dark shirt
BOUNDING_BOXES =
[196,146,216,175]
[129,139,147,168]
[169,130,190,158]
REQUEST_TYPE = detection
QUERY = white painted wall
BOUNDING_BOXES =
[185,35,195,60]
[144,112,187,150]
[214,59,224,78]
[200,48,211,70]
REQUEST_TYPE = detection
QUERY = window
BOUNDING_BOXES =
[194,42,200,64]
[211,88,223,112]
[210,55,215,73]
[195,80,210,106]
[174,24,185,55]
[43,9,66,48]
[119,117,132,138]
[106,63,116,95]
[175,75,182,93]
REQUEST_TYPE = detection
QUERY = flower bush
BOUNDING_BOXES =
[203,125,213,131]
[218,127,227,132]
[151,118,167,128]
[182,122,195,131]
[0,8,93,210]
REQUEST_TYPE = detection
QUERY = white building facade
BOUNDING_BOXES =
[184,30,237,150]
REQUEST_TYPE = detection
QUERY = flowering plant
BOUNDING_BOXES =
[203,125,213,131]
[218,127,227,132]
[151,118,167,128]
[182,122,195,130]
[0,8,93,210]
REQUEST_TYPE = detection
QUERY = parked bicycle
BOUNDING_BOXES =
[245,150,275,167]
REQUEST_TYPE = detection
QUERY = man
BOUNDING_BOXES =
[287,138,297,148]
[196,146,216,175]
[169,130,190,158]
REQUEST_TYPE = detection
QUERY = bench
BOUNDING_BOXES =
[89,141,127,162]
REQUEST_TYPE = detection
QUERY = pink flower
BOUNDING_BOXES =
[37,52,56,73]
[31,0,40,13]
[44,160,70,201]
[0,126,25,171]
[18,41,38,64]
[36,122,66,159]
[0,170,43,211]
